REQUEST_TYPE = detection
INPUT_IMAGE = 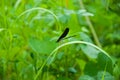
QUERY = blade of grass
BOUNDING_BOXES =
[15,7,61,30]
[102,62,108,80]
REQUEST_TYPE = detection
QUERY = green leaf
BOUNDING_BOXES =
[78,75,95,80]
[81,45,100,59]
[68,67,77,73]
[96,71,114,80]
[57,52,64,60]
[47,56,55,65]
[97,53,113,74]
[29,37,58,54]
[80,32,93,43]
[80,32,100,59]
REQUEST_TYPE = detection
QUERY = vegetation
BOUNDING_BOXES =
[0,0,120,80]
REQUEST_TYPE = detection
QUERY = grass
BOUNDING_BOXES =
[35,41,112,80]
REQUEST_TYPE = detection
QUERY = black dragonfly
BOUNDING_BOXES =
[56,28,76,42]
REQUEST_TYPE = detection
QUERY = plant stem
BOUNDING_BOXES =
[79,0,102,48]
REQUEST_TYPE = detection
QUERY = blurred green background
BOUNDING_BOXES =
[0,0,120,80]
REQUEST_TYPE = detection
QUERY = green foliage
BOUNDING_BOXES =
[0,0,120,80]
[29,37,58,54]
